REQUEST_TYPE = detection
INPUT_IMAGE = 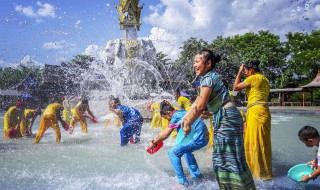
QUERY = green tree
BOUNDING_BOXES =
[174,37,209,82]
[71,54,95,69]
[284,30,320,86]
[230,31,288,88]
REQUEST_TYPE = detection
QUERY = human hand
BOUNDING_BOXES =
[145,141,156,150]
[301,174,311,183]
[182,121,190,136]
[239,64,245,72]
[307,160,318,169]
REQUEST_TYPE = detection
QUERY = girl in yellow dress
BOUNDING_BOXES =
[233,60,273,180]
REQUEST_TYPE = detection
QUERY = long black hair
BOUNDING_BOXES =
[197,49,221,70]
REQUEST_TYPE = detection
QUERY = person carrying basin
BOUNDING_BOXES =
[146,100,208,187]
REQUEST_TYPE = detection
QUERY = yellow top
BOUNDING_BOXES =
[6,106,23,121]
[43,103,63,116]
[62,100,71,110]
[177,96,191,111]
[24,109,36,120]
[244,73,270,106]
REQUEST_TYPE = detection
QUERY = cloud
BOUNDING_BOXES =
[15,5,36,17]
[0,60,5,64]
[147,27,181,60]
[15,1,56,21]
[143,0,320,59]
[36,1,56,18]
[43,40,66,49]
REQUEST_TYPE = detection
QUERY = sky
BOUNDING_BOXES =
[0,0,319,66]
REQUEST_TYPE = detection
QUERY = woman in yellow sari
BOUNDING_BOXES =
[233,60,273,180]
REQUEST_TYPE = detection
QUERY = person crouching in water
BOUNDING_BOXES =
[20,107,41,136]
[3,102,25,139]
[69,99,96,135]
[146,100,209,187]
[34,102,68,144]
[109,97,143,146]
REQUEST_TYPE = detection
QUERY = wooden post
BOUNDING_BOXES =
[302,92,305,107]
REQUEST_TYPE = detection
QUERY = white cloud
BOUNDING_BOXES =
[43,40,66,49]
[0,60,5,64]
[15,1,56,21]
[143,0,320,58]
[36,1,56,18]
[148,27,181,60]
[15,5,36,17]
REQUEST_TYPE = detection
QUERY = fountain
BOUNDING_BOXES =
[78,0,171,102]
[2,1,320,190]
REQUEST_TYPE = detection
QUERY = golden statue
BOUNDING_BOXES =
[115,0,144,31]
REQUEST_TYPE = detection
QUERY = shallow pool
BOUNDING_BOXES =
[1,111,320,190]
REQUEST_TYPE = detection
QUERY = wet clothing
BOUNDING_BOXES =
[117,105,143,146]
[167,110,208,186]
[201,71,255,189]
[70,102,88,133]
[34,103,63,143]
[20,109,37,135]
[3,106,24,139]
[244,73,273,180]
[177,96,191,111]
[62,100,72,124]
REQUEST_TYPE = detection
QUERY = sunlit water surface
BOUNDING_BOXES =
[1,111,320,190]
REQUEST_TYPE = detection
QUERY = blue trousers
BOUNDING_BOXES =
[168,136,208,186]
[120,117,143,146]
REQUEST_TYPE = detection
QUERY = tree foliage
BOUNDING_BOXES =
[284,30,320,86]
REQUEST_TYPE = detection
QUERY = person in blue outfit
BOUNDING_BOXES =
[109,97,143,146]
[146,100,209,187]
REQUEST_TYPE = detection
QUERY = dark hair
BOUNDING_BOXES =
[197,49,221,70]
[298,126,319,141]
[109,96,121,105]
[174,89,180,95]
[81,99,89,105]
[244,60,260,72]
[160,100,175,116]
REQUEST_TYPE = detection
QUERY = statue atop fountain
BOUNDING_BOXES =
[95,1,165,99]
[114,0,144,39]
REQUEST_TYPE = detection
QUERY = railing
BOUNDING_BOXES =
[268,101,313,106]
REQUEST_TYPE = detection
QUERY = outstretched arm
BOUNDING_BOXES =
[146,127,174,149]
[87,107,96,119]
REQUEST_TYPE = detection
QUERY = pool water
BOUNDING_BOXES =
[1,111,320,190]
